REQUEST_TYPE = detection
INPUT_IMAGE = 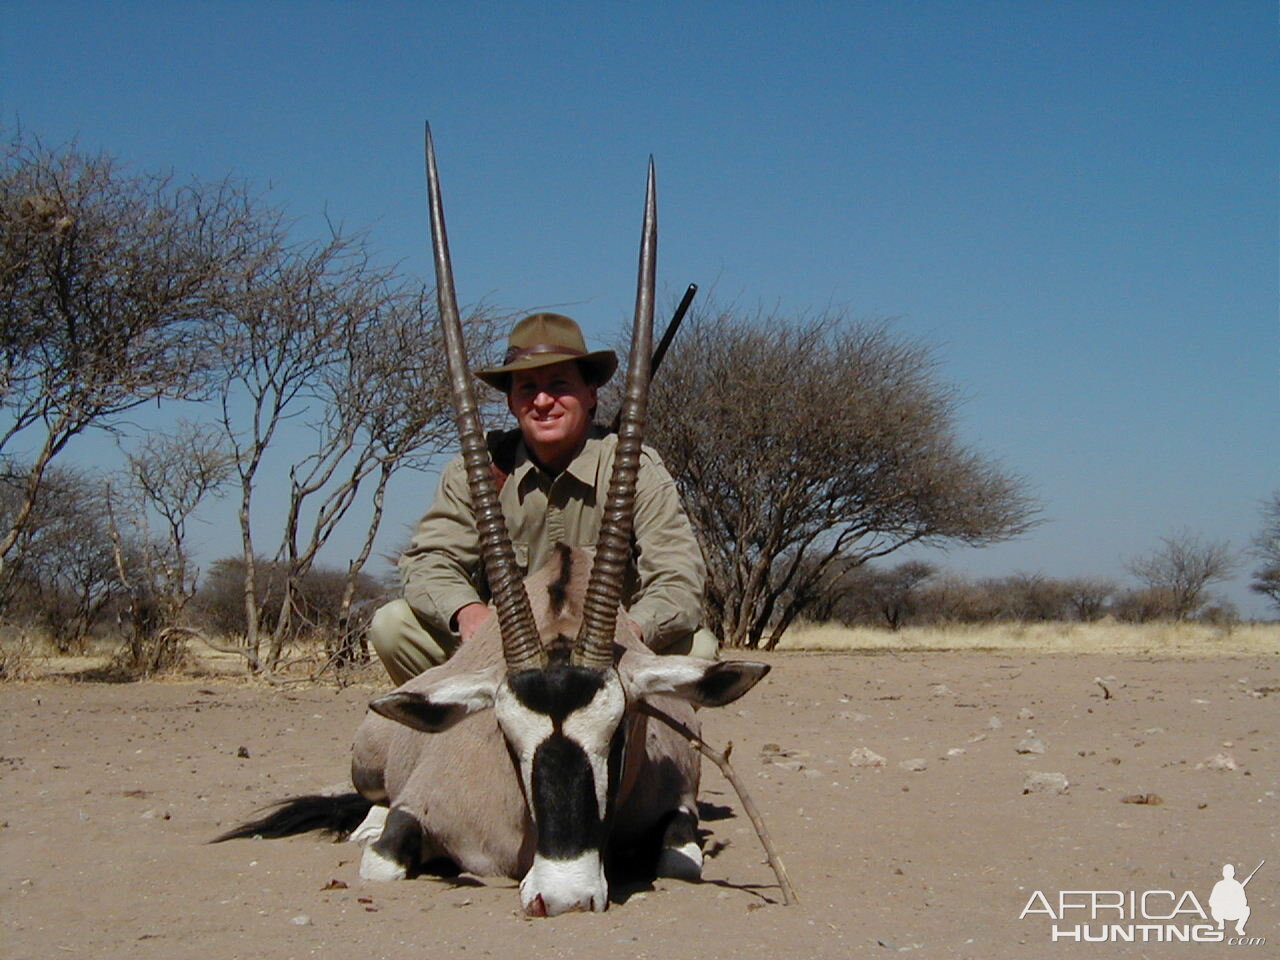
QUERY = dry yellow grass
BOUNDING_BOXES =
[6,622,1278,682]
[776,620,1280,657]
[0,629,387,683]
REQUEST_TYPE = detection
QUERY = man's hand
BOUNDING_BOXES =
[454,602,492,643]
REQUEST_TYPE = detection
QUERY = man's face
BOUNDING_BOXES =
[507,361,597,470]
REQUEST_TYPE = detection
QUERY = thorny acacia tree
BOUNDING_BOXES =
[265,289,495,671]
[2,133,486,672]
[288,291,495,668]
[1250,490,1280,612]
[0,465,126,650]
[850,560,939,630]
[0,132,271,568]
[1126,528,1237,621]
[106,422,235,673]
[646,308,1037,648]
[212,237,496,670]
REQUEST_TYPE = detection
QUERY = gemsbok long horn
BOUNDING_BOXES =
[574,157,657,669]
[424,125,544,671]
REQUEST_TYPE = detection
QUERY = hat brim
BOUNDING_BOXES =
[475,349,618,391]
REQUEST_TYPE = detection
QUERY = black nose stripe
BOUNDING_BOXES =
[531,734,601,859]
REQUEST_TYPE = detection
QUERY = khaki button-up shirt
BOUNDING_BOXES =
[401,431,705,652]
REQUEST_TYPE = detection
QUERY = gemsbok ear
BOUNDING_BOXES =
[369,669,503,733]
[621,655,771,708]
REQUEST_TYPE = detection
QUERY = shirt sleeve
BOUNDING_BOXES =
[627,446,707,651]
[399,455,485,640]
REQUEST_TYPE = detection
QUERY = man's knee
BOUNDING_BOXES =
[661,627,719,660]
[368,600,411,665]
[368,599,454,685]
[688,627,719,660]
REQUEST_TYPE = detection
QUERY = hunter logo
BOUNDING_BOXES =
[1019,860,1266,945]
[1209,861,1262,937]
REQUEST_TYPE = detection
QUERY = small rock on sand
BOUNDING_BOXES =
[1197,753,1239,772]
[848,747,887,768]
[1023,771,1069,795]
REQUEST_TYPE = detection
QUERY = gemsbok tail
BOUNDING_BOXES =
[210,793,373,843]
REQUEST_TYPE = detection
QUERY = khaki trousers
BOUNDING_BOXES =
[368,599,719,687]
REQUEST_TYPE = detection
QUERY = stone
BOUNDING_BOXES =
[1023,772,1069,795]
[848,747,887,768]
[1197,753,1239,772]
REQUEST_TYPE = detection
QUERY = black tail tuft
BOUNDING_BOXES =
[210,793,373,843]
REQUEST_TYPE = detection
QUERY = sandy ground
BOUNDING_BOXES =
[2,650,1276,959]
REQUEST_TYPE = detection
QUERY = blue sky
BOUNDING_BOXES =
[4,1,1277,616]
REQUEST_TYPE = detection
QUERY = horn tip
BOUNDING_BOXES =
[425,126,440,183]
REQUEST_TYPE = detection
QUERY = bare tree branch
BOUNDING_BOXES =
[637,701,798,906]
[640,305,1038,647]
[1250,491,1280,612]
[0,132,275,567]
[1127,528,1237,621]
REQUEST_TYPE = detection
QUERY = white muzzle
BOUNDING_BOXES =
[520,852,609,916]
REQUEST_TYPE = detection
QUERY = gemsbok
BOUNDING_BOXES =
[214,128,771,917]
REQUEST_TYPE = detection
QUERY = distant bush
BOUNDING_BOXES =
[814,563,1245,629]
[191,556,387,643]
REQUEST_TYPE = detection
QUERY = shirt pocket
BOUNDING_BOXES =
[567,509,602,548]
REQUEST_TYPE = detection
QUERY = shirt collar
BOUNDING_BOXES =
[511,428,609,495]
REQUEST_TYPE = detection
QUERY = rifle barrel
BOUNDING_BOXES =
[650,282,697,375]
[608,282,697,432]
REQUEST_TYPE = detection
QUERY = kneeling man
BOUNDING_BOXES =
[369,312,714,684]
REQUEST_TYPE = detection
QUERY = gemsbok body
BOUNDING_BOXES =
[214,128,770,917]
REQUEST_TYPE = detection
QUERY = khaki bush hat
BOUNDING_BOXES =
[475,313,618,391]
